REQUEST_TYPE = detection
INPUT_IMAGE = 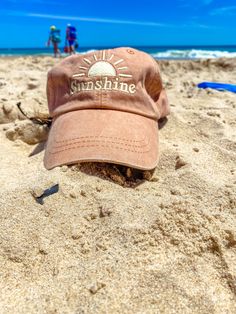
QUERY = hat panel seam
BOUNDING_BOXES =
[47,71,55,114]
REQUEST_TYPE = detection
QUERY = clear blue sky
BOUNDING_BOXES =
[0,0,236,48]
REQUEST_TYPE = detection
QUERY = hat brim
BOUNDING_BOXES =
[44,109,159,170]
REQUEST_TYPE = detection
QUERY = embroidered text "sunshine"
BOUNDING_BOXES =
[70,77,136,95]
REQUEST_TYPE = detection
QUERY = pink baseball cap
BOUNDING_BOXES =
[44,47,170,170]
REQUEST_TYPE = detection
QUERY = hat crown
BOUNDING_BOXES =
[47,47,167,120]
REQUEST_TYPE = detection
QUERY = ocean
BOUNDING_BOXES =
[1,45,236,59]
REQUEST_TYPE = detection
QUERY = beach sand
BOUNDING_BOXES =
[0,56,236,313]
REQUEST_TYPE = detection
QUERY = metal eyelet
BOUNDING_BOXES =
[127,49,135,54]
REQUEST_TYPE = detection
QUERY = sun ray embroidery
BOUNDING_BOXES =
[72,73,85,77]
[83,58,91,65]
[114,59,124,65]
[118,74,132,78]
[108,54,114,61]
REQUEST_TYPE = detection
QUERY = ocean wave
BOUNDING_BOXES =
[152,49,236,59]
[79,49,97,55]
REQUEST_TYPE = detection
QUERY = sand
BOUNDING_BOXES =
[0,55,236,313]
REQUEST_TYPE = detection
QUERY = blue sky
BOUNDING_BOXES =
[0,0,236,48]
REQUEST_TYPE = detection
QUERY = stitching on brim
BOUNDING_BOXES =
[49,142,151,155]
[52,138,149,150]
[55,135,145,144]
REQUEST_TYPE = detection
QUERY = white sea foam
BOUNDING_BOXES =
[79,49,97,55]
[152,49,236,59]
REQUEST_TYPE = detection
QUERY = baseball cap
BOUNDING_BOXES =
[44,47,170,170]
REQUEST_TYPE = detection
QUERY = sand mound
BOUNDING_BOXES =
[0,56,236,313]
[4,119,48,144]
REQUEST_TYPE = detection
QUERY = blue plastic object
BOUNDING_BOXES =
[198,82,236,93]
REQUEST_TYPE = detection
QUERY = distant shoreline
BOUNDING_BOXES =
[1,46,236,59]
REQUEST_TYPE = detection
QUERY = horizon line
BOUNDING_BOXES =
[1,44,236,49]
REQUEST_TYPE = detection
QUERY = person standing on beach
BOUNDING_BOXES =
[65,24,78,55]
[47,25,61,58]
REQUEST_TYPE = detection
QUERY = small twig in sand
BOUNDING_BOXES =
[16,102,52,127]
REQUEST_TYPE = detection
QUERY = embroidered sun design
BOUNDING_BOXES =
[72,50,132,78]
[70,50,136,95]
